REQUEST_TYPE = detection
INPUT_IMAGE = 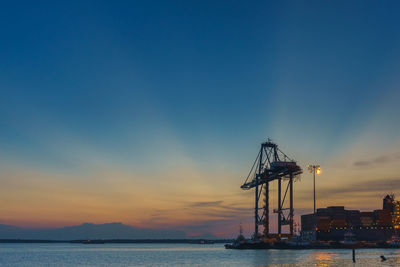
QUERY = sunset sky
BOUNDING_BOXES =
[1,1,400,238]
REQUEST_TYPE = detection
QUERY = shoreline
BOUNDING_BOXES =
[0,239,231,244]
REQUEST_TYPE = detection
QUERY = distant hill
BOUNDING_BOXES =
[0,223,193,240]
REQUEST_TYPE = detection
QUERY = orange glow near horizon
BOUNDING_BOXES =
[1,137,400,237]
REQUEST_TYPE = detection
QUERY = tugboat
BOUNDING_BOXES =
[225,224,271,249]
[225,224,247,249]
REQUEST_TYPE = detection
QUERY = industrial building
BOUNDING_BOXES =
[301,195,397,241]
[393,200,400,230]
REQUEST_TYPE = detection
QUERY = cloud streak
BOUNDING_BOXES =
[353,152,400,167]
[188,201,224,208]
[320,177,400,196]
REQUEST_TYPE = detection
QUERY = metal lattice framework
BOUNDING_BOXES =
[241,139,302,239]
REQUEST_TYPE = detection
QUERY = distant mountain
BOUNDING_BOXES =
[0,223,192,240]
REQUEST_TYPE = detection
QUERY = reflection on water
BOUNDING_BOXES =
[310,251,337,267]
[254,248,400,267]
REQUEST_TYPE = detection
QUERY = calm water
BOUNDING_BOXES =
[1,243,400,266]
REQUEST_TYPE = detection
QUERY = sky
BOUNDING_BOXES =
[1,0,400,238]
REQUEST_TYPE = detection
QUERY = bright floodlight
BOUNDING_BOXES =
[307,165,320,173]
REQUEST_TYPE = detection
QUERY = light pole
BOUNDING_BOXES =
[307,165,321,215]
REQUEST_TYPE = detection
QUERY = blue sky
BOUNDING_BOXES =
[1,1,400,236]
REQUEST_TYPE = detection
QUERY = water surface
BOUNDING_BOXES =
[1,243,399,266]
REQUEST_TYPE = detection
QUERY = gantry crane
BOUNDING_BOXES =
[241,140,302,239]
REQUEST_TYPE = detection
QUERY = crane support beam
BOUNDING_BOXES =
[241,140,302,240]
[264,183,269,237]
[290,173,294,235]
[278,178,282,235]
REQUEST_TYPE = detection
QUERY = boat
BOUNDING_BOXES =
[387,235,400,247]
[225,224,273,249]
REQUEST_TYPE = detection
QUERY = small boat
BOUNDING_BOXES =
[387,235,400,247]
[225,224,249,249]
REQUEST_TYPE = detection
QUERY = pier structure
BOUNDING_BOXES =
[241,140,302,240]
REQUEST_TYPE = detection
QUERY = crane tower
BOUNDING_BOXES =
[241,140,302,239]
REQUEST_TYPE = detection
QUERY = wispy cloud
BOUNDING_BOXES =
[176,200,252,225]
[353,152,400,167]
[188,201,224,208]
[293,177,400,210]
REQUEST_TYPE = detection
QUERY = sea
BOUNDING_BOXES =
[0,243,399,266]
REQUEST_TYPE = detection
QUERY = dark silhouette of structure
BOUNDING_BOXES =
[383,194,395,211]
[301,195,396,241]
[241,140,302,239]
